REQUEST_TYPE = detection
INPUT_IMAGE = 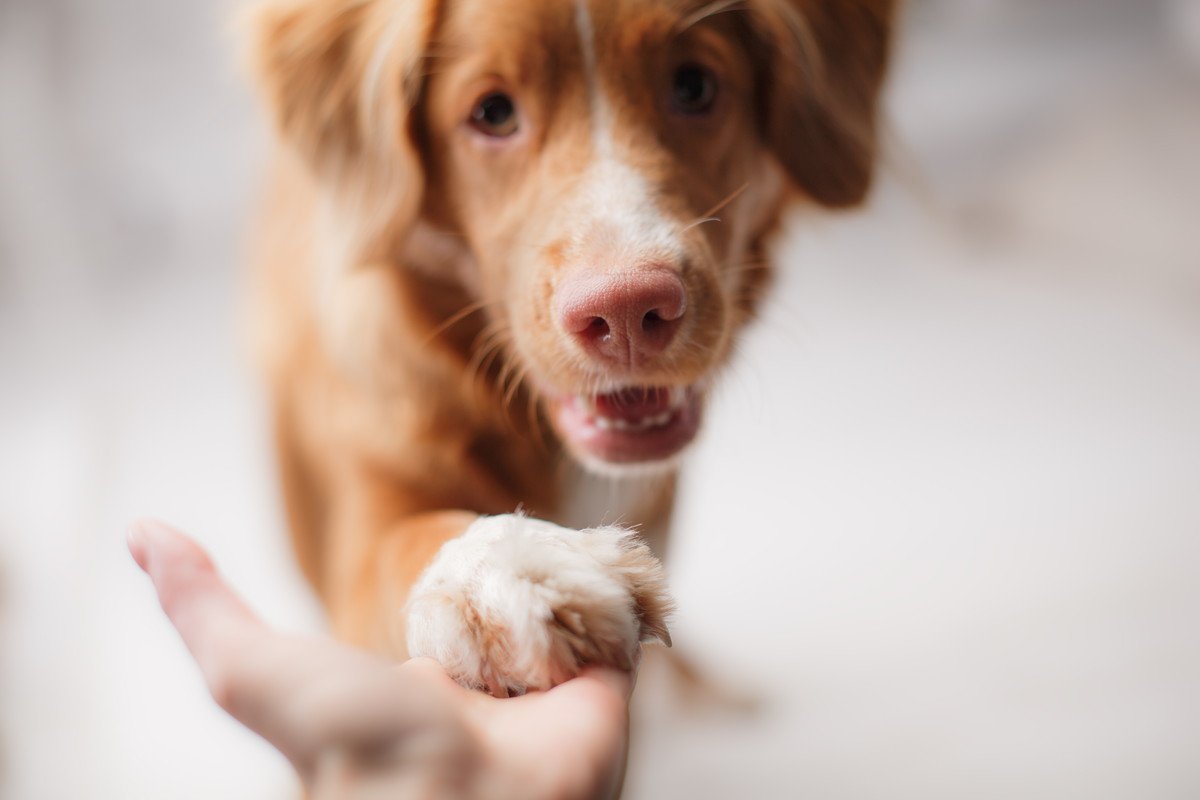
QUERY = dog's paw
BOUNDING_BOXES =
[405,514,672,695]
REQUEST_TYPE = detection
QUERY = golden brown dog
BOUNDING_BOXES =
[248,0,894,695]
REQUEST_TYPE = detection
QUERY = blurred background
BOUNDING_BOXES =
[1,0,1198,797]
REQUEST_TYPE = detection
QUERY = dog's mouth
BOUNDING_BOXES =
[550,385,702,466]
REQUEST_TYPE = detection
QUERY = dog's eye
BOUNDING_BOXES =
[671,64,718,115]
[469,92,519,137]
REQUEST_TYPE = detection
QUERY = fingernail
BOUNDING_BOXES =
[127,518,173,572]
[127,523,149,571]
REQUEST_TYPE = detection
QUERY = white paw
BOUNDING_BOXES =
[405,514,672,695]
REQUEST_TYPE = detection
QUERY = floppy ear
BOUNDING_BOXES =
[753,0,896,207]
[249,0,437,259]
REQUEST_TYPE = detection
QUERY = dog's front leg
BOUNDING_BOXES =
[323,490,671,697]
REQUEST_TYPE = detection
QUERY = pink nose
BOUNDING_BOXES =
[555,269,687,367]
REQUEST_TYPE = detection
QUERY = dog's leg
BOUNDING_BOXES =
[320,473,672,696]
[271,395,326,594]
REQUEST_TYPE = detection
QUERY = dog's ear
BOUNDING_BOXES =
[752,0,896,207]
[249,0,437,257]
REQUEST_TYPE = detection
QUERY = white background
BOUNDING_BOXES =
[1,0,1198,797]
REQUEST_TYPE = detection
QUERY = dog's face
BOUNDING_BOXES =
[253,0,894,470]
[424,0,780,469]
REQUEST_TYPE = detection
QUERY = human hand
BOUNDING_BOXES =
[128,520,634,800]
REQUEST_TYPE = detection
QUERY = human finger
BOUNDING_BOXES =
[129,519,342,763]
[129,520,461,769]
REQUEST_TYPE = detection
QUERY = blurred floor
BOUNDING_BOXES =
[1,1,1198,798]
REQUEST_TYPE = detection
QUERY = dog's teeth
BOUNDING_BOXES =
[594,411,677,434]
[589,399,680,435]
[669,387,686,408]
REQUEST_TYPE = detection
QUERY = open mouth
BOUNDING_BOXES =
[551,385,702,465]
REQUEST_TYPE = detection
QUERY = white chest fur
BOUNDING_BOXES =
[558,464,676,554]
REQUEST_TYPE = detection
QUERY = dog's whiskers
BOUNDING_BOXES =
[701,182,751,219]
[466,321,511,388]
[682,217,722,233]
[674,0,748,35]
[465,321,551,442]
[498,352,524,410]
[680,183,751,235]
[422,298,503,346]
[504,361,530,412]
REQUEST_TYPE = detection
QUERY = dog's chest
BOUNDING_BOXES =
[557,466,675,554]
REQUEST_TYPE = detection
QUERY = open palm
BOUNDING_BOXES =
[129,520,633,800]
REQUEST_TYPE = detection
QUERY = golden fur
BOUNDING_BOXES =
[248,0,894,664]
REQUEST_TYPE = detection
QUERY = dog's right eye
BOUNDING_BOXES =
[671,64,718,116]
[469,92,519,138]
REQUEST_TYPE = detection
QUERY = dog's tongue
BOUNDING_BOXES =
[593,387,674,422]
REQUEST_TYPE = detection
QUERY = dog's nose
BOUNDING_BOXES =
[555,269,687,366]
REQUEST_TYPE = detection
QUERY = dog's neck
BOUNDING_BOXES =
[557,463,677,555]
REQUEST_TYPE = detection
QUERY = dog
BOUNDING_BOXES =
[247,0,894,696]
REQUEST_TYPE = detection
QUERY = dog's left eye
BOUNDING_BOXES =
[469,92,519,137]
[671,64,718,115]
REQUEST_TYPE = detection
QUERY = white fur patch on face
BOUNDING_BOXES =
[406,513,671,695]
[573,0,600,103]
[568,0,684,269]
[569,157,685,268]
